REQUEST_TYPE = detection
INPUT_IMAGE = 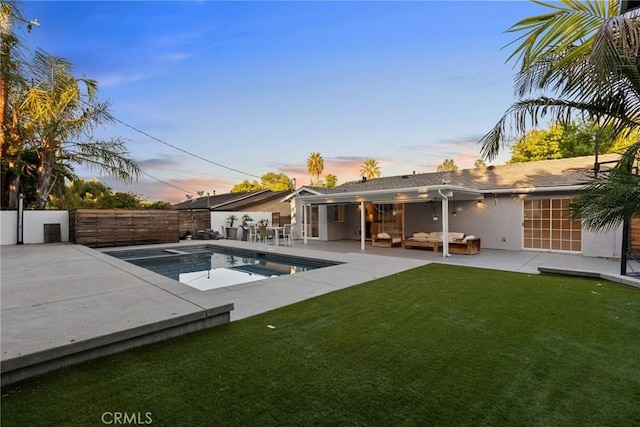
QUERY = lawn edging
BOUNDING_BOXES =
[0,303,234,387]
[538,266,640,289]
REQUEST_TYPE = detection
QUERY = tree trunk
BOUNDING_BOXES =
[0,34,9,159]
[36,150,53,209]
[1,34,10,207]
[7,171,20,209]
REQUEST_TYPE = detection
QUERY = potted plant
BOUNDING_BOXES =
[241,214,253,225]
[226,214,239,240]
[241,214,254,241]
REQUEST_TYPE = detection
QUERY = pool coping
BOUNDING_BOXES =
[1,240,428,386]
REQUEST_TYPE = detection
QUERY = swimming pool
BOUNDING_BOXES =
[104,245,341,291]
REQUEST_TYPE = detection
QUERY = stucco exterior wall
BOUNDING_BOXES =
[583,225,622,258]
[324,205,350,241]
[293,194,621,258]
[402,200,522,250]
[451,198,525,251]
[1,210,69,245]
[211,211,272,240]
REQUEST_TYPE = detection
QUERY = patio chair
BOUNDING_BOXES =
[371,232,402,248]
[247,222,258,243]
[282,224,293,246]
[258,225,274,244]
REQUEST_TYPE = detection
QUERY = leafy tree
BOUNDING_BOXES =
[96,191,142,209]
[231,179,261,193]
[360,158,381,179]
[474,159,487,168]
[230,172,294,193]
[479,0,640,232]
[260,172,293,191]
[325,173,337,188]
[142,200,173,210]
[508,121,637,163]
[307,152,324,185]
[48,177,171,209]
[508,125,564,163]
[437,159,458,172]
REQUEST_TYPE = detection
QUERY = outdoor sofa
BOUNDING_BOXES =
[371,232,403,248]
[404,231,481,255]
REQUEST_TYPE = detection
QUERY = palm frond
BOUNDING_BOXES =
[478,95,640,160]
[570,167,640,231]
[505,0,616,71]
[62,137,142,183]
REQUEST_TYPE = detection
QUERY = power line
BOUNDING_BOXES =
[141,170,198,195]
[112,117,262,179]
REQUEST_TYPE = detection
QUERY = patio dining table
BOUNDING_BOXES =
[267,226,285,246]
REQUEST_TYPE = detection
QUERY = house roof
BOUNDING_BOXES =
[339,154,618,193]
[295,154,619,205]
[173,189,292,211]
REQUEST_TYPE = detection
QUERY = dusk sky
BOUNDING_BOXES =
[20,1,544,203]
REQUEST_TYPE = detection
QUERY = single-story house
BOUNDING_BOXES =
[287,154,636,259]
[174,189,291,214]
[174,189,293,236]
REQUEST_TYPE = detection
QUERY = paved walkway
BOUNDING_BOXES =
[2,239,639,385]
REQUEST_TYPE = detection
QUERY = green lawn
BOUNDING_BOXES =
[2,264,640,426]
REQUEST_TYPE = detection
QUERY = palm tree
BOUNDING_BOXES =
[479,0,640,231]
[479,1,637,161]
[360,158,381,179]
[20,50,141,208]
[1,1,30,208]
[307,152,324,185]
[0,0,26,158]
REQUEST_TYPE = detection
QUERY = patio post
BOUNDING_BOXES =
[16,193,24,245]
[438,189,450,257]
[360,201,365,251]
[303,204,308,245]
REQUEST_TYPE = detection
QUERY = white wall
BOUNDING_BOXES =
[583,224,622,258]
[1,210,69,245]
[452,198,525,251]
[402,199,523,251]
[210,211,273,240]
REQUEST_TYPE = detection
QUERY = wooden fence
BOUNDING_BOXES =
[632,216,640,256]
[272,213,291,227]
[69,209,179,248]
[178,210,211,236]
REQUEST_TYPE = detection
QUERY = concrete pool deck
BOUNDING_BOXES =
[2,239,639,385]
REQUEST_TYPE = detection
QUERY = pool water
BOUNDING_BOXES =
[105,245,339,291]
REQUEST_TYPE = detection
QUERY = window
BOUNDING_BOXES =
[523,198,581,252]
[333,205,345,222]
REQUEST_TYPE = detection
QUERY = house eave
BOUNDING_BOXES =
[295,184,588,205]
[295,185,483,205]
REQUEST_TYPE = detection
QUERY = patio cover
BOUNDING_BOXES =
[296,185,483,257]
